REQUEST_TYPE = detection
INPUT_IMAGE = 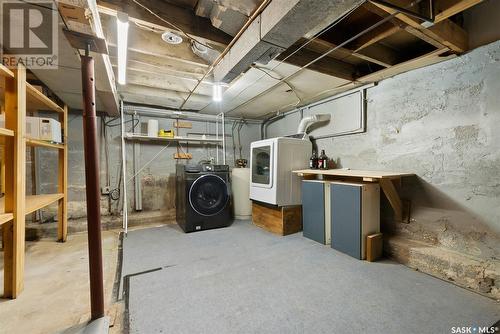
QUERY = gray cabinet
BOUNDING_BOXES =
[331,182,380,259]
[301,180,331,245]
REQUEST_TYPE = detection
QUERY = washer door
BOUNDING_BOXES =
[189,174,229,216]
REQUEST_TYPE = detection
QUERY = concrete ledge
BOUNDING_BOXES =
[25,211,175,240]
[385,236,500,300]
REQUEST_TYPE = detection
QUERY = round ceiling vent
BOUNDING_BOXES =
[161,31,183,45]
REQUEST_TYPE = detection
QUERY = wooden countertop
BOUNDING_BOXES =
[293,169,414,179]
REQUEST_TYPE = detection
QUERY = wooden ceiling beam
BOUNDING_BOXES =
[307,38,399,68]
[97,0,231,46]
[349,22,400,52]
[352,44,399,67]
[365,1,468,53]
[109,56,204,80]
[277,47,358,81]
[433,0,484,23]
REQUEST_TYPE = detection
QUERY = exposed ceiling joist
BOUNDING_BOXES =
[110,57,204,81]
[351,44,400,67]
[433,0,484,23]
[277,48,357,81]
[121,84,210,109]
[367,1,468,53]
[213,0,364,83]
[103,20,210,68]
[306,38,399,69]
[349,23,400,51]
[122,69,212,96]
[97,0,232,46]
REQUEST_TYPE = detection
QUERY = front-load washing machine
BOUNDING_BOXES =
[176,164,233,232]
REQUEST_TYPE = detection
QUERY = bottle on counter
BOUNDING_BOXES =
[318,149,328,169]
[309,150,318,169]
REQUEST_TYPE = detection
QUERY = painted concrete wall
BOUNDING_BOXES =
[267,40,500,262]
[33,112,261,220]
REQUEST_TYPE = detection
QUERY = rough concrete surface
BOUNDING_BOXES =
[122,221,500,334]
[60,114,259,219]
[0,231,120,334]
[267,40,500,298]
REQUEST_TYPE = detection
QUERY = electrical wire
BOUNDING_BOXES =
[131,0,214,50]
[223,3,410,116]
[231,120,238,165]
[19,0,56,11]
[237,119,246,160]
[179,0,273,110]
[197,1,363,114]
[104,117,139,128]
[251,65,303,105]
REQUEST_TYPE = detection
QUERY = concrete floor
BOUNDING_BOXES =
[0,231,121,334]
[122,220,500,334]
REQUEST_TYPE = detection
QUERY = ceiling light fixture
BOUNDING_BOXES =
[161,31,183,45]
[116,12,129,85]
[213,83,222,102]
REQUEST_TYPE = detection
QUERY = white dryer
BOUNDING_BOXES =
[250,137,311,206]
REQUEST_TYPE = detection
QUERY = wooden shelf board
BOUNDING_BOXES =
[0,64,14,78]
[0,193,64,216]
[0,127,14,137]
[26,138,65,149]
[293,169,414,179]
[26,83,64,113]
[25,194,64,214]
[0,212,14,226]
[125,132,222,143]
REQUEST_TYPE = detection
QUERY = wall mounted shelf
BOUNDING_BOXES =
[125,132,223,144]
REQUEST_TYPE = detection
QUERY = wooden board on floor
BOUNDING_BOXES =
[366,233,383,262]
[252,201,302,236]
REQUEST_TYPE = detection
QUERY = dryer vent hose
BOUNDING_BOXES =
[297,114,331,138]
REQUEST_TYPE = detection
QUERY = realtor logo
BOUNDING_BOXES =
[1,0,58,69]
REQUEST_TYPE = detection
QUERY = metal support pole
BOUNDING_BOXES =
[132,113,142,211]
[81,49,105,320]
[120,100,129,233]
[222,112,226,165]
[215,115,219,164]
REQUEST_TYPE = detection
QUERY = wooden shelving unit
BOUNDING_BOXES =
[26,138,65,150]
[0,213,14,226]
[0,128,14,137]
[0,64,67,299]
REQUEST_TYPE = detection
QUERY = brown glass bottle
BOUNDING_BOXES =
[318,149,328,170]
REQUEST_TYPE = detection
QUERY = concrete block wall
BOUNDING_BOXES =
[267,40,500,298]
[32,112,261,223]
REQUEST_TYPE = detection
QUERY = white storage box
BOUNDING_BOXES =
[26,116,40,139]
[39,117,62,143]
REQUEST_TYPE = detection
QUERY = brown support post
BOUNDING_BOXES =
[81,52,105,319]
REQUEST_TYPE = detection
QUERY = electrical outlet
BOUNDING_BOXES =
[101,186,111,195]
